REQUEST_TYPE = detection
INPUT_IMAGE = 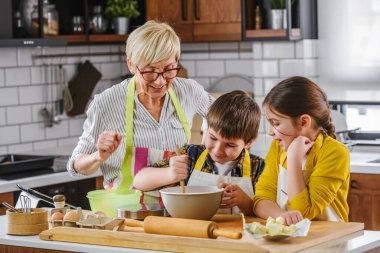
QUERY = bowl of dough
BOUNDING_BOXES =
[160,186,223,220]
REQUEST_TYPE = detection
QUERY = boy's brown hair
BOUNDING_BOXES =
[207,90,261,143]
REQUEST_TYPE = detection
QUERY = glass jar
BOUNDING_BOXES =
[89,5,108,34]
[31,0,59,36]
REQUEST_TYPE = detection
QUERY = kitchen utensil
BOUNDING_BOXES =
[20,195,31,213]
[117,202,165,220]
[6,208,48,235]
[124,216,242,239]
[175,144,185,193]
[87,189,141,218]
[16,184,77,209]
[58,65,73,112]
[67,60,101,116]
[160,186,223,220]
[40,216,364,253]
[1,202,22,213]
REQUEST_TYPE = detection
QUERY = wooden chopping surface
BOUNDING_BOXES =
[39,215,364,253]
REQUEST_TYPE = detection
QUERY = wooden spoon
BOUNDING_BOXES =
[175,145,186,193]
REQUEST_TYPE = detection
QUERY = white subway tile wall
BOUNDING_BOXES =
[0,40,318,155]
[0,69,5,86]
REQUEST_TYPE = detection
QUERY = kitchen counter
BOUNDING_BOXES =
[1,215,380,253]
[350,151,380,174]
[0,144,102,194]
[0,170,102,194]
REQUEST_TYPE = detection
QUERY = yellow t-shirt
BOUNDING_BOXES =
[253,133,350,221]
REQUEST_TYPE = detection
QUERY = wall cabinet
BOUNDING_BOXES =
[146,0,242,42]
[0,0,145,47]
[348,173,380,230]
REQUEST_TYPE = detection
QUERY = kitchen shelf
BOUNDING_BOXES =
[242,0,317,41]
[245,28,300,39]
[0,0,144,47]
[88,34,129,43]
[44,34,129,44]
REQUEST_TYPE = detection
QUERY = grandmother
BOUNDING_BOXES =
[67,21,214,198]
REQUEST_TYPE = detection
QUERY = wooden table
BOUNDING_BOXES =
[1,215,380,253]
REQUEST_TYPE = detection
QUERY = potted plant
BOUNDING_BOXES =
[105,0,140,34]
[269,0,286,30]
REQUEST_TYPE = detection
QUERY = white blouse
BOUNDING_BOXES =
[67,77,214,185]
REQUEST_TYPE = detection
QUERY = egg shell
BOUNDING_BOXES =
[63,210,78,222]
[51,212,64,221]
[94,211,106,218]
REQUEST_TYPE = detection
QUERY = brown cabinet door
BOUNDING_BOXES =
[348,173,380,230]
[146,0,193,42]
[146,0,241,42]
[193,0,241,41]
[0,192,14,215]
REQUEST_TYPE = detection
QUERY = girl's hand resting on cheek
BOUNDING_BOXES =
[279,210,303,226]
[287,136,314,160]
[168,155,189,184]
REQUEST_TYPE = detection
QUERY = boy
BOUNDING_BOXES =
[133,90,265,215]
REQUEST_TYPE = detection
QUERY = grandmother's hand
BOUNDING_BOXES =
[96,131,122,161]
[168,155,188,183]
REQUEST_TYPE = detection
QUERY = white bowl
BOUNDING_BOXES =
[160,186,223,220]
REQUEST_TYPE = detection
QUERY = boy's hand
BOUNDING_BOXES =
[278,210,303,226]
[96,131,122,162]
[218,182,251,209]
[168,155,189,183]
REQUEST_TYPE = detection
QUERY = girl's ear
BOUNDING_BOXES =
[127,58,135,74]
[299,114,312,130]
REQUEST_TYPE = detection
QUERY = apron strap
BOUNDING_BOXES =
[194,149,208,171]
[194,149,251,178]
[119,76,136,192]
[168,88,191,141]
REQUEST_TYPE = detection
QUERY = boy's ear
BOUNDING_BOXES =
[244,137,256,149]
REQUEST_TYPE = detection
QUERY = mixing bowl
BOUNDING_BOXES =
[160,186,223,220]
[87,189,141,218]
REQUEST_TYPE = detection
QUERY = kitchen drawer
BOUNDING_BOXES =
[349,174,380,192]
[0,192,14,215]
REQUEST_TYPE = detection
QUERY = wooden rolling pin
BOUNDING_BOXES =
[124,216,242,240]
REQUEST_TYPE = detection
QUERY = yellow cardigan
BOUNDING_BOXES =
[253,133,350,221]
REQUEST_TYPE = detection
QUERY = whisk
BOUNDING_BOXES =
[20,195,31,213]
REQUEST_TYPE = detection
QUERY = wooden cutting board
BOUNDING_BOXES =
[39,215,364,253]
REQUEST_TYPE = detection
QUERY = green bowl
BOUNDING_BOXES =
[87,189,141,218]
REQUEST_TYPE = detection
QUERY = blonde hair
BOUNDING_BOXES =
[125,20,181,67]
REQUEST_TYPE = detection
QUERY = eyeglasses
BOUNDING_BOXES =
[136,65,181,82]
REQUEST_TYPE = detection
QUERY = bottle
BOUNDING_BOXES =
[31,0,59,37]
[255,5,262,30]
[89,5,108,34]
[13,11,27,38]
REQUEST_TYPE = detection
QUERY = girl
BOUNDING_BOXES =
[253,76,350,225]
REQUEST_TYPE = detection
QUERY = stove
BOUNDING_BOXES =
[0,155,69,180]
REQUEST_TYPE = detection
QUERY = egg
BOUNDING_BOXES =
[51,212,64,221]
[94,211,106,218]
[63,210,78,222]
